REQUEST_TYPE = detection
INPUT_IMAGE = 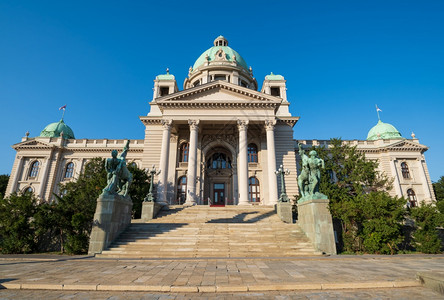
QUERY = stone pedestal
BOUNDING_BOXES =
[297,199,337,255]
[141,201,166,221]
[88,194,132,255]
[276,201,292,223]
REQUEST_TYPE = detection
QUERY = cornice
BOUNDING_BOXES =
[277,117,299,128]
[139,117,163,125]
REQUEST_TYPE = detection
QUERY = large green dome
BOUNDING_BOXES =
[192,36,248,71]
[40,119,75,139]
[367,120,403,140]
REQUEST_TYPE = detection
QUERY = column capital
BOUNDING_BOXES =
[237,119,249,131]
[265,119,277,131]
[161,119,172,130]
[188,119,200,130]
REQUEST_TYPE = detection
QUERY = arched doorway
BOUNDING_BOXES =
[203,146,233,205]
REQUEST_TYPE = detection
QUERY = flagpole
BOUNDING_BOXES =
[375,104,381,121]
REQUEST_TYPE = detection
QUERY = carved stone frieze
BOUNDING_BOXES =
[201,134,237,149]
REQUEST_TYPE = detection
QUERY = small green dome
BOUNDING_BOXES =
[192,36,248,71]
[265,72,284,80]
[156,68,175,80]
[40,119,75,139]
[367,120,403,140]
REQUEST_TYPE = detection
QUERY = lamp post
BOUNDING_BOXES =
[275,165,290,202]
[144,165,160,202]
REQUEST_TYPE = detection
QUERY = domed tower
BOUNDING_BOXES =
[183,36,258,90]
[39,119,75,139]
[367,120,403,140]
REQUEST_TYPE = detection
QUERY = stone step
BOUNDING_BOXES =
[97,205,318,258]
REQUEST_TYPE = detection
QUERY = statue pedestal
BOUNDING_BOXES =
[297,199,336,255]
[275,201,292,223]
[141,201,167,221]
[88,193,132,255]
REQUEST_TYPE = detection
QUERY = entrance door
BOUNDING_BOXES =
[213,183,225,205]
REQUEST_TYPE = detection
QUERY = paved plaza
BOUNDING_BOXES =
[0,287,443,299]
[0,254,443,298]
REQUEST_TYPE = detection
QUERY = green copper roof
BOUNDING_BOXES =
[156,69,175,80]
[39,119,75,139]
[192,46,248,71]
[367,120,403,140]
[265,72,284,80]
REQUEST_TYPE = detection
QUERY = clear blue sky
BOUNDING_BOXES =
[1,1,443,181]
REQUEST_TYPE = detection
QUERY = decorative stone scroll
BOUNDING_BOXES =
[265,119,276,131]
[237,120,249,131]
[161,119,172,130]
[188,119,200,131]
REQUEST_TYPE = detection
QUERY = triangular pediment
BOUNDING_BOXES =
[384,140,428,152]
[155,81,282,105]
[13,139,54,150]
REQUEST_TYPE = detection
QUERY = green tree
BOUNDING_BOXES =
[51,158,149,253]
[127,163,150,219]
[360,192,406,254]
[433,176,444,218]
[0,174,10,198]
[410,203,442,253]
[0,191,38,253]
[433,176,444,202]
[53,158,107,254]
[314,138,405,253]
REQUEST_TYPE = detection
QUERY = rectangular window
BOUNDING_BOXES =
[160,87,169,96]
[270,87,280,97]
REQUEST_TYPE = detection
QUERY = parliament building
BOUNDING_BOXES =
[5,36,436,207]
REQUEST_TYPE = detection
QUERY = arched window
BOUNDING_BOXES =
[248,144,258,163]
[64,162,75,179]
[249,177,260,203]
[401,162,410,179]
[177,176,187,204]
[23,186,33,194]
[407,189,417,207]
[180,143,189,163]
[29,161,40,178]
[207,153,231,169]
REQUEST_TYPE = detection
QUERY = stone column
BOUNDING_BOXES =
[39,155,52,199]
[390,159,403,197]
[157,119,172,205]
[265,120,278,205]
[418,158,433,202]
[9,155,24,194]
[237,120,249,205]
[186,119,199,205]
[232,162,238,205]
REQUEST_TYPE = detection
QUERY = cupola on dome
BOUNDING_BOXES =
[367,120,403,140]
[192,36,248,71]
[39,119,75,139]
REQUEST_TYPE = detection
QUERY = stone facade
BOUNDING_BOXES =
[5,36,436,207]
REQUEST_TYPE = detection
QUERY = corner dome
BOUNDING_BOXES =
[367,120,403,140]
[40,119,75,139]
[192,36,248,71]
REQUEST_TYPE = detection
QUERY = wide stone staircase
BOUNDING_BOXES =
[96,205,321,258]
